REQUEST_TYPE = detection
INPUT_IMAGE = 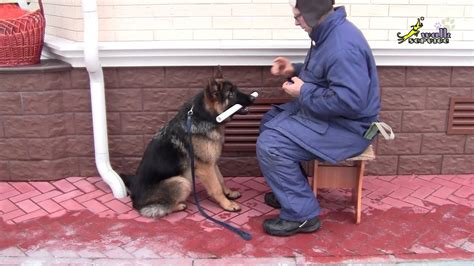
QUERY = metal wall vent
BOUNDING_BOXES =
[223,98,289,152]
[447,97,474,135]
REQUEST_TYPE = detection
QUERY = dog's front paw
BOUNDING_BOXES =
[221,200,241,212]
[173,203,187,212]
[225,190,241,200]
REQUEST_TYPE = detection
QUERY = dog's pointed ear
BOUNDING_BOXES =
[214,65,224,80]
[206,78,219,99]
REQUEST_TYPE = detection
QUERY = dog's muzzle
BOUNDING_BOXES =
[236,107,249,115]
[236,93,257,115]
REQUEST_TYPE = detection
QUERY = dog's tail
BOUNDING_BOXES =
[135,176,192,218]
[138,204,170,218]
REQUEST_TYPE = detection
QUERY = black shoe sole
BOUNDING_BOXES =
[263,218,321,236]
[264,221,321,237]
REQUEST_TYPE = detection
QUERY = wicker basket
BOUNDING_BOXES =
[0,0,45,67]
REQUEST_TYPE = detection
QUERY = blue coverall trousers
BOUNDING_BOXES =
[256,107,321,221]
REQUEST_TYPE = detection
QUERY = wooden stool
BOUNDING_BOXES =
[311,145,375,224]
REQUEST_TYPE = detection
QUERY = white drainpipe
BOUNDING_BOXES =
[82,0,127,198]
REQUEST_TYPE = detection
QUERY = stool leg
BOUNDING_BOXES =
[312,161,319,197]
[354,161,366,224]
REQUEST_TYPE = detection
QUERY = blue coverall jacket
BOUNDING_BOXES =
[264,6,381,163]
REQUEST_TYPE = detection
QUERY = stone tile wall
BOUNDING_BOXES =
[0,66,472,181]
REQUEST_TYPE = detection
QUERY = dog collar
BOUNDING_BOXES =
[187,105,194,116]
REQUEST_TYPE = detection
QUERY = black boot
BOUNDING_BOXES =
[263,216,321,236]
[264,163,308,209]
[264,192,281,209]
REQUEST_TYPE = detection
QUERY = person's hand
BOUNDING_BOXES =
[282,76,304,97]
[271,57,294,77]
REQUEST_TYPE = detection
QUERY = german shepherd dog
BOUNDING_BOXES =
[121,68,255,218]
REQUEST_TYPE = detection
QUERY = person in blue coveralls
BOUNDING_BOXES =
[257,0,381,236]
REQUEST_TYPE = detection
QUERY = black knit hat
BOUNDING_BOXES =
[295,0,334,28]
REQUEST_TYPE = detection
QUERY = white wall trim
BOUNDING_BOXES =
[43,35,474,67]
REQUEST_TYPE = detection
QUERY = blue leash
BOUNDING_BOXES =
[186,108,252,241]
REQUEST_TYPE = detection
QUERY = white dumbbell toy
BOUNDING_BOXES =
[216,92,259,123]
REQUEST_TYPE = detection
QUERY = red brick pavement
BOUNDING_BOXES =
[0,175,473,264]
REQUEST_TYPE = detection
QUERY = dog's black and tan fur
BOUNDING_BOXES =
[121,68,255,218]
